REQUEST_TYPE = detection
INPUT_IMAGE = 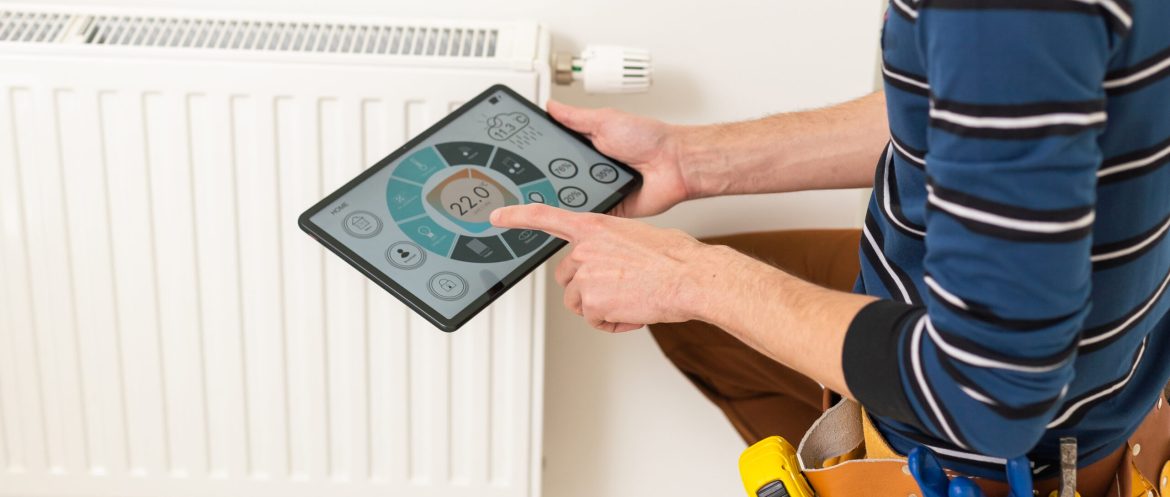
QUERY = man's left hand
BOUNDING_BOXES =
[490,203,715,333]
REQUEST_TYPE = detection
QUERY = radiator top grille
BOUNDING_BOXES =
[0,9,501,58]
[0,11,71,43]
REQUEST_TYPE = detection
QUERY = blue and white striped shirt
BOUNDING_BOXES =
[843,0,1170,479]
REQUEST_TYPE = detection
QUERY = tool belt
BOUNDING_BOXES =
[794,399,1170,497]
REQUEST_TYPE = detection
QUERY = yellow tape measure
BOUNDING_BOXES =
[739,436,816,497]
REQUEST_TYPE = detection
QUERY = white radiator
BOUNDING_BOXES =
[0,5,548,497]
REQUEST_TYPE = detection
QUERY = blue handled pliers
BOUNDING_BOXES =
[908,446,1034,497]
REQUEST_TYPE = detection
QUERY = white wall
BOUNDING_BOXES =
[5,0,884,495]
[536,3,882,496]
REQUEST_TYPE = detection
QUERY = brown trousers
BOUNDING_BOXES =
[648,229,863,446]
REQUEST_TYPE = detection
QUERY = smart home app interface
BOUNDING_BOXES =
[309,90,636,319]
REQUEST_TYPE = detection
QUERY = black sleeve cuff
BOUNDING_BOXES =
[843,299,924,426]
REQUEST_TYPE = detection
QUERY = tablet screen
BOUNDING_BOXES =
[305,87,637,325]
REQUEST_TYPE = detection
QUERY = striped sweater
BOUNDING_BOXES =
[841,0,1170,479]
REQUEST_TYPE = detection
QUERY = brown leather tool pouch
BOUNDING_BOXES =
[796,398,1170,497]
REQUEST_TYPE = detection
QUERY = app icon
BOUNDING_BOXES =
[558,186,588,208]
[436,141,493,167]
[466,238,494,257]
[343,211,382,238]
[590,163,619,184]
[428,271,469,301]
[386,241,426,270]
[549,158,578,179]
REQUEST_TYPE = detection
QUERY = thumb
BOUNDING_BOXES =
[547,99,605,135]
[490,203,585,242]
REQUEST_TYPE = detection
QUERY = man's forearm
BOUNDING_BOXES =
[681,244,877,396]
[676,92,889,198]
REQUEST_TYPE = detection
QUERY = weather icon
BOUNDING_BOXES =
[486,112,530,141]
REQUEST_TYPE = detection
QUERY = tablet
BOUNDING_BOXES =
[299,84,642,332]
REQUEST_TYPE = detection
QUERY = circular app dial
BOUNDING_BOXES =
[386,141,560,263]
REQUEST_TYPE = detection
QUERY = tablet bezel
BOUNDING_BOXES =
[298,84,643,332]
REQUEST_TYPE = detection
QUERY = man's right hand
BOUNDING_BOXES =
[547,100,691,218]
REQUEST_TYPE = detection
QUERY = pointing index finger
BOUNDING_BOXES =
[490,203,584,242]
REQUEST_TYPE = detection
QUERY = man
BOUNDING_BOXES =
[491,1,1170,495]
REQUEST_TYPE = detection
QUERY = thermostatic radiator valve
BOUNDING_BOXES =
[553,45,652,94]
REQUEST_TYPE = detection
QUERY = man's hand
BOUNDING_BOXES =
[491,203,713,332]
[492,203,875,396]
[547,100,691,218]
[547,95,890,212]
